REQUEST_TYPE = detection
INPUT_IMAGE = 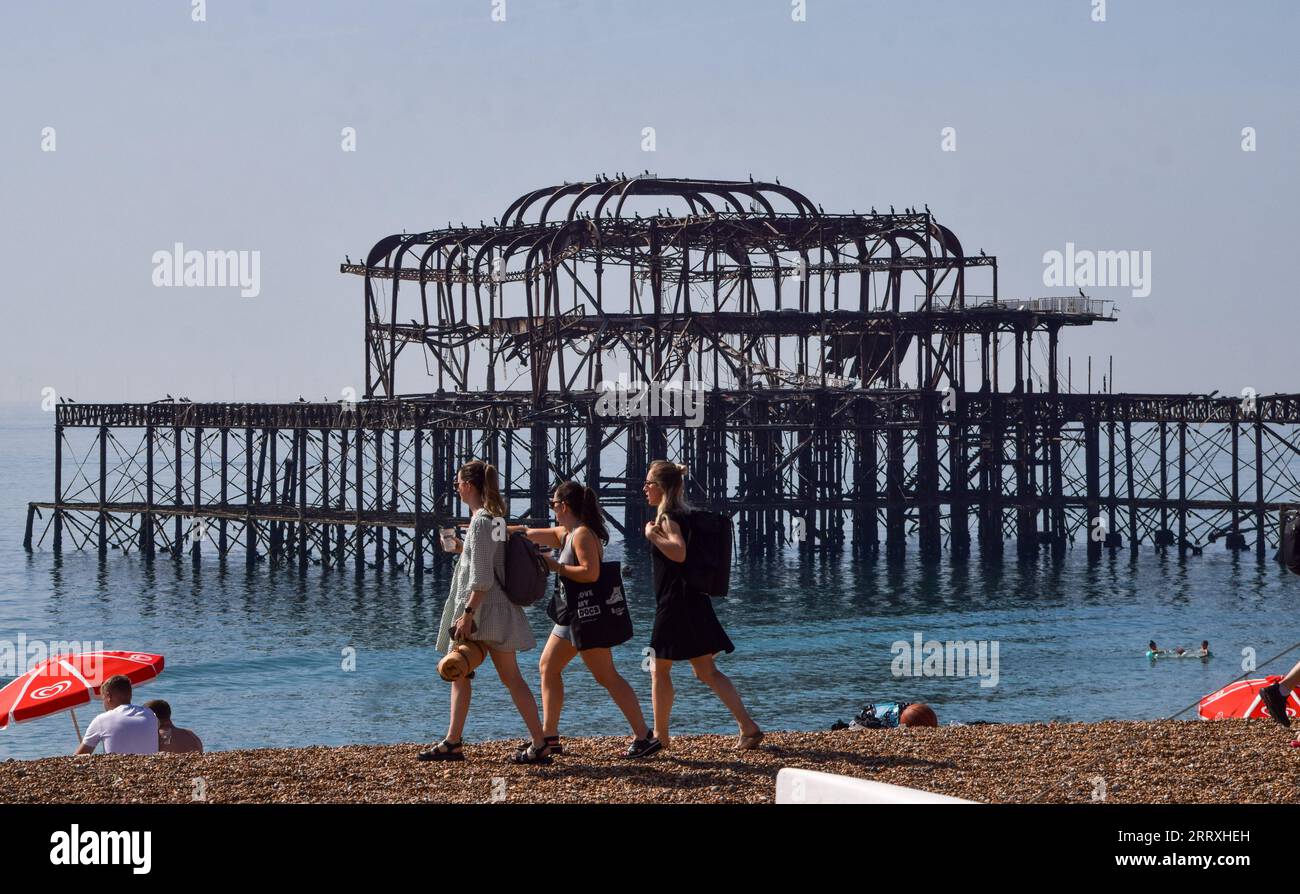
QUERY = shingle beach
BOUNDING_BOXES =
[3,720,1297,804]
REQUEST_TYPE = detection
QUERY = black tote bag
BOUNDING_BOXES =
[551,561,633,651]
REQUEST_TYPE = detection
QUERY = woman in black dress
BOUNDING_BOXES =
[642,460,762,750]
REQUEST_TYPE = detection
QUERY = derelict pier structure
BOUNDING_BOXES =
[24,177,1300,579]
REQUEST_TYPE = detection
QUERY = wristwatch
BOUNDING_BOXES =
[462,605,476,616]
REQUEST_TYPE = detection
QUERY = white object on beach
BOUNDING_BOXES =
[775,768,976,804]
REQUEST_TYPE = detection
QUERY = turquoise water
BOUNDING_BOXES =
[1,402,1294,760]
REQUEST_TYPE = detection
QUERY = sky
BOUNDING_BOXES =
[1,0,1297,404]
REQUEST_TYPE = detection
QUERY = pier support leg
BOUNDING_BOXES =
[98,424,108,556]
[143,424,155,560]
[949,395,970,562]
[885,401,906,561]
[54,422,64,551]
[917,392,941,562]
[1086,417,1101,561]
[414,428,424,586]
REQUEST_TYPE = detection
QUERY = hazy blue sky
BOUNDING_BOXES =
[2,0,1296,403]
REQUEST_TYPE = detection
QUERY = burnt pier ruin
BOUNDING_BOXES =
[24,177,1300,577]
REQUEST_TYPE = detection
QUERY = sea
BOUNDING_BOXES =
[1,401,1295,760]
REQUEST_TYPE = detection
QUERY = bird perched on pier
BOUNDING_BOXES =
[818,203,825,214]
[345,255,351,264]
[1078,288,1087,298]
[980,249,987,257]
[924,203,931,213]
[890,205,895,214]
[871,206,877,214]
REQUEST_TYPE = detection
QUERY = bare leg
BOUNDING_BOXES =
[652,658,675,747]
[689,655,759,736]
[539,634,578,738]
[446,676,471,743]
[490,647,545,745]
[581,648,651,738]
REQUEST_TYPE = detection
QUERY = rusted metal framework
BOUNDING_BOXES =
[24,177,1300,577]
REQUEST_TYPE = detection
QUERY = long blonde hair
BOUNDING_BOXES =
[458,460,506,518]
[648,460,691,523]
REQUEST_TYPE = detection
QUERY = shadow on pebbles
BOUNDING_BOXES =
[1,720,1296,804]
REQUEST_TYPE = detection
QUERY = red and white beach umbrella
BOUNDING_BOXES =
[0,651,164,737]
[1198,675,1300,721]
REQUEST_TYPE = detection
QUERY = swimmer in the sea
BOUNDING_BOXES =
[1148,639,1210,659]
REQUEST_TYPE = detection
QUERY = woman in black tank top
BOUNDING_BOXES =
[643,461,762,751]
[650,507,735,660]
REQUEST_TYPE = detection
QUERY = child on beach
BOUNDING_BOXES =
[513,481,659,759]
[419,460,550,764]
[642,460,762,751]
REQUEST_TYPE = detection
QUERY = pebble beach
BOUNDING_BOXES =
[2,720,1297,804]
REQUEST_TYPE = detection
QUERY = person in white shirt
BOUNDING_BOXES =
[74,674,159,755]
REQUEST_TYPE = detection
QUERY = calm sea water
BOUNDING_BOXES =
[1,402,1294,760]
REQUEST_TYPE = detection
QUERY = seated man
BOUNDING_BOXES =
[144,699,203,753]
[74,674,158,755]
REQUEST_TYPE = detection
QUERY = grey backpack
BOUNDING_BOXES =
[496,531,550,606]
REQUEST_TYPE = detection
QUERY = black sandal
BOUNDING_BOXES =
[623,734,662,759]
[417,739,464,761]
[517,735,562,756]
[510,742,554,765]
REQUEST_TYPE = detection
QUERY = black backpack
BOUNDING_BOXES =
[496,531,550,606]
[683,509,733,598]
[1281,510,1300,576]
